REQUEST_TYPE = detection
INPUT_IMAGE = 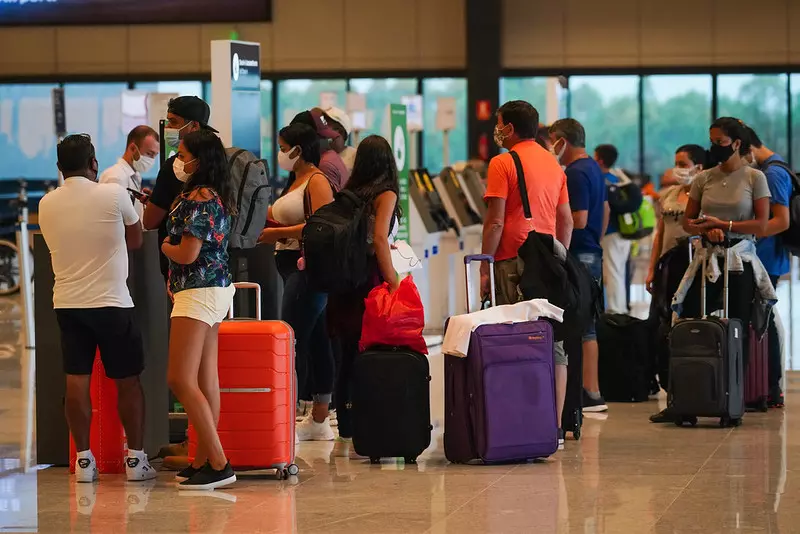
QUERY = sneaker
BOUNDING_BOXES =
[769,387,785,408]
[557,429,565,450]
[582,390,608,413]
[75,453,98,483]
[649,408,676,423]
[178,462,236,491]
[296,417,335,441]
[126,451,158,482]
[175,464,203,483]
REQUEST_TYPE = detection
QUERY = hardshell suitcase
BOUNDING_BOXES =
[745,325,769,412]
[444,255,559,463]
[597,313,651,402]
[69,350,126,474]
[188,282,298,478]
[668,244,744,427]
[352,346,432,464]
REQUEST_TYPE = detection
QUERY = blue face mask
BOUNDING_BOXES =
[164,122,191,155]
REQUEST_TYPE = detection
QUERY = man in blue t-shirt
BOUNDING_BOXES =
[747,126,792,407]
[549,119,610,413]
[594,144,632,315]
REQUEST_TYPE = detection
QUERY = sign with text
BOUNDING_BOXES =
[388,104,409,242]
[230,42,260,91]
[436,97,457,131]
[0,0,272,25]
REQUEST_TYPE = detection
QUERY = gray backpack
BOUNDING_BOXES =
[226,148,270,249]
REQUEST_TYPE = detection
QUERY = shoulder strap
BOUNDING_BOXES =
[764,160,800,195]
[228,149,247,171]
[509,151,532,219]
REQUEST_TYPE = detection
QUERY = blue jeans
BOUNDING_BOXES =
[276,251,334,404]
[575,251,602,342]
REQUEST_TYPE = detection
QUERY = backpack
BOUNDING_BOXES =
[226,148,270,249]
[617,198,656,240]
[606,169,643,215]
[763,160,800,255]
[301,189,371,293]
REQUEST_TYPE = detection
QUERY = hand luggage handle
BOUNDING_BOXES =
[229,282,262,320]
[464,255,495,313]
[698,237,730,319]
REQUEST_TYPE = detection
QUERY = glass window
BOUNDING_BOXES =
[276,79,346,131]
[260,80,274,171]
[717,74,789,158]
[790,74,800,168]
[569,76,641,172]
[0,84,59,179]
[348,78,418,140]
[422,78,467,173]
[64,83,128,176]
[133,81,203,97]
[499,77,568,122]
[643,75,712,183]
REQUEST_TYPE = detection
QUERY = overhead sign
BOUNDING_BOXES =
[0,0,272,26]
[230,42,260,91]
[389,104,409,242]
[436,97,457,132]
[51,88,66,139]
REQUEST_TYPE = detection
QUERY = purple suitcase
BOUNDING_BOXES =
[444,255,559,463]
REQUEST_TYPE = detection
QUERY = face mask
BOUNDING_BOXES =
[709,142,735,164]
[164,122,191,153]
[493,125,509,148]
[132,148,156,174]
[278,147,300,172]
[552,139,567,162]
[173,158,196,183]
[672,167,695,185]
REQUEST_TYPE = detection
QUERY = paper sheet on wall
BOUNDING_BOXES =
[391,240,422,274]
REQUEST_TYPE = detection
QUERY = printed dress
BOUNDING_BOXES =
[166,189,232,295]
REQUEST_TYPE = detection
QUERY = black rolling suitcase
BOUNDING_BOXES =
[352,347,432,463]
[668,243,744,428]
[562,333,583,440]
[597,313,651,402]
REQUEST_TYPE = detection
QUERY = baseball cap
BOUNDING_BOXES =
[323,107,352,136]
[291,109,340,140]
[167,96,218,133]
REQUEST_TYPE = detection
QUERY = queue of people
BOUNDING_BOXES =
[38,92,793,491]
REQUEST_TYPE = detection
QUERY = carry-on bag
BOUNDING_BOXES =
[597,313,651,402]
[444,255,559,463]
[561,334,583,441]
[668,243,744,427]
[351,346,432,464]
[745,325,769,412]
[188,282,298,479]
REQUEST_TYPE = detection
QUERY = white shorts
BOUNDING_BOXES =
[171,284,236,326]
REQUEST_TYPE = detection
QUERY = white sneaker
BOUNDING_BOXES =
[296,417,335,441]
[126,451,158,482]
[75,453,98,483]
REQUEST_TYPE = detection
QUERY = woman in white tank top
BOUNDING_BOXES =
[258,123,336,442]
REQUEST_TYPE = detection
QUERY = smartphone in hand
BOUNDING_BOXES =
[127,187,149,203]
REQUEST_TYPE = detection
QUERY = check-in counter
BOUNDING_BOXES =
[34,230,169,465]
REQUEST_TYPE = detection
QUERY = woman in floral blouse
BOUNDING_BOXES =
[160,129,237,490]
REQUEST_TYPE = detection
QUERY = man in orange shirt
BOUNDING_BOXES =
[480,100,574,448]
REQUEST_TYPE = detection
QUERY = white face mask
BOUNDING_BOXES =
[132,148,156,174]
[173,157,196,183]
[278,147,300,172]
[672,167,695,185]
[164,122,191,153]
[552,138,567,162]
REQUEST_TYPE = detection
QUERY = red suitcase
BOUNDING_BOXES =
[188,282,298,479]
[69,350,126,474]
[745,325,769,412]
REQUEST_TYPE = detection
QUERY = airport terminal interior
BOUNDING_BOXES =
[4,0,800,532]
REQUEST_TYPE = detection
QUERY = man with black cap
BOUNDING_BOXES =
[143,96,218,281]
[291,108,350,191]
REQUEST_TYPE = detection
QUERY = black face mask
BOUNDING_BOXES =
[709,142,735,164]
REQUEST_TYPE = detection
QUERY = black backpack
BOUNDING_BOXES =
[763,160,800,255]
[606,172,643,215]
[302,190,371,293]
[226,148,270,249]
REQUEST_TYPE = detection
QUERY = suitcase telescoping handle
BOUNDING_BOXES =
[464,254,495,313]
[228,282,262,320]
[698,238,730,320]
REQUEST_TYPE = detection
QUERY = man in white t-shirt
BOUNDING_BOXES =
[99,125,159,220]
[38,134,157,484]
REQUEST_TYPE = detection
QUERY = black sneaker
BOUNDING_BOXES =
[582,389,608,413]
[178,462,236,491]
[174,464,203,483]
[649,408,676,423]
[557,429,565,450]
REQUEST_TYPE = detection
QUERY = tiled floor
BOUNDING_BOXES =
[0,296,797,533]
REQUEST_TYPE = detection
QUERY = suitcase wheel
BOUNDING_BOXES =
[573,429,581,440]
[369,457,381,465]
[719,416,741,428]
[286,464,299,476]
[404,457,418,464]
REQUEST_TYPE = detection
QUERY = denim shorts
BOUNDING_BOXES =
[575,251,602,342]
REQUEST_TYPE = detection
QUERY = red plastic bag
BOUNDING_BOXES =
[359,276,428,355]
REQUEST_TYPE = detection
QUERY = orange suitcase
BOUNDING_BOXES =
[189,282,298,479]
[69,350,126,474]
